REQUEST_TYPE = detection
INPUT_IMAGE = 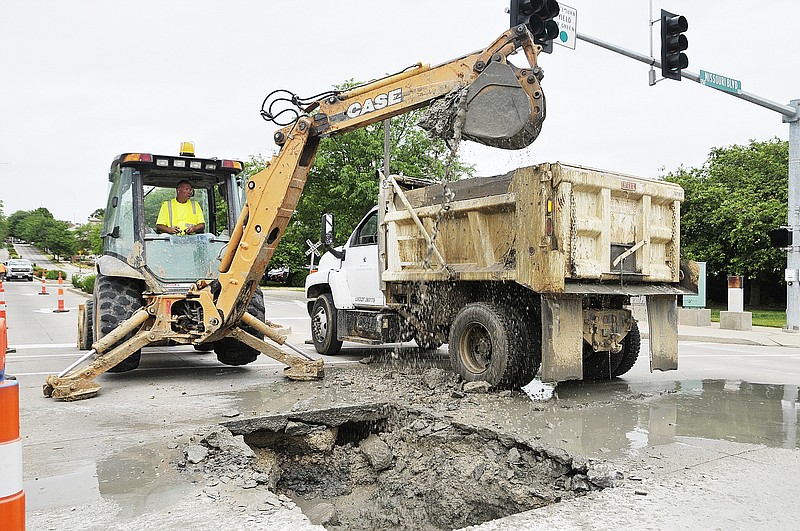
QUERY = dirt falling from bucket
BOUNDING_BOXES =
[184,403,618,530]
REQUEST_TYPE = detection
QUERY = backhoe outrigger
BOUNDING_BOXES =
[44,25,548,400]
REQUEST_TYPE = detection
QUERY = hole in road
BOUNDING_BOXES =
[208,403,616,530]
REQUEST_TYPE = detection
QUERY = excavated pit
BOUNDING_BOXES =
[182,402,619,530]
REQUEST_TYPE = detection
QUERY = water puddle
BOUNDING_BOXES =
[509,379,800,457]
[26,443,194,517]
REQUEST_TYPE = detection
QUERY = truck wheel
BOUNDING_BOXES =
[77,300,94,350]
[448,303,529,389]
[612,322,641,377]
[215,289,265,366]
[311,293,343,356]
[94,274,144,373]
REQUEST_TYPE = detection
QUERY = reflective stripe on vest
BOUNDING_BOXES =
[166,199,197,226]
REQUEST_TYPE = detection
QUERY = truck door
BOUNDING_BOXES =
[345,210,384,308]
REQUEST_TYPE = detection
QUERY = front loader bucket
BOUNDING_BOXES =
[419,61,545,150]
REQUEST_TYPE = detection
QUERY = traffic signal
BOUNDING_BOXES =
[660,9,688,80]
[770,228,792,248]
[510,0,561,54]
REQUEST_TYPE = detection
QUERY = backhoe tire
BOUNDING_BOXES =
[194,343,215,352]
[448,303,531,389]
[77,300,94,350]
[311,293,343,356]
[94,274,144,373]
[612,322,641,377]
[215,289,265,366]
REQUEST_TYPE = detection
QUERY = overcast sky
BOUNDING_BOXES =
[1,1,797,223]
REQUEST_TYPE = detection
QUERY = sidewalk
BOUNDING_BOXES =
[643,321,800,348]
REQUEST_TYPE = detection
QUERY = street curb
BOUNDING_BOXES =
[640,331,799,348]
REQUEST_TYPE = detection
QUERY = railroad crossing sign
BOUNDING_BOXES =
[305,239,322,269]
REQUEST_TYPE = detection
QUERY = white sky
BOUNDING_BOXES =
[1,1,797,223]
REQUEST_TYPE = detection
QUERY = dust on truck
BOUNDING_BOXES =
[306,163,696,387]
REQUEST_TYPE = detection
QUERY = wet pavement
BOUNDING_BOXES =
[5,283,799,529]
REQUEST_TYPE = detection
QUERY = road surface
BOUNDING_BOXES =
[3,285,798,530]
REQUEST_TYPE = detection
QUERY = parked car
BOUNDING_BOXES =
[266,266,290,283]
[6,259,34,281]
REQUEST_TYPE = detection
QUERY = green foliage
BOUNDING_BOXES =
[709,307,785,328]
[665,138,788,283]
[73,223,102,255]
[6,207,77,258]
[246,97,473,275]
[72,273,96,294]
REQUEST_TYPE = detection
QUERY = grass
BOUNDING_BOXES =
[709,308,786,328]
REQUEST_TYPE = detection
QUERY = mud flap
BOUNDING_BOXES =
[646,295,678,372]
[540,294,583,382]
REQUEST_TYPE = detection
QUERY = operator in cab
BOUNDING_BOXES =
[155,180,205,235]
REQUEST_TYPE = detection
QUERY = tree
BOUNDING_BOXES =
[665,138,788,306]
[0,200,7,243]
[244,101,473,277]
[74,223,102,255]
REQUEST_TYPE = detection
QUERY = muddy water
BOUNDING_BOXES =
[26,442,194,517]
[502,379,799,458]
[230,376,799,460]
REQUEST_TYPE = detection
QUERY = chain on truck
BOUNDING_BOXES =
[44,24,559,400]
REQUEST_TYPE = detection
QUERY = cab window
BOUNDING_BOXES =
[352,211,378,246]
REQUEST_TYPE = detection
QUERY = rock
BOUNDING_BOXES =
[285,420,314,436]
[587,463,623,489]
[463,381,491,394]
[359,434,393,471]
[305,427,337,453]
[221,409,240,418]
[185,444,208,464]
[507,447,523,465]
[202,428,255,460]
[498,390,512,398]
[422,368,450,390]
[306,502,339,526]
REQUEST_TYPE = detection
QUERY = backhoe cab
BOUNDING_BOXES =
[45,25,549,400]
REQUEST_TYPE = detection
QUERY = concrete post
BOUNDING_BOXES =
[785,101,800,331]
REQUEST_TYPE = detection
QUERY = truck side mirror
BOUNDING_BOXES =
[321,213,336,246]
[321,213,345,260]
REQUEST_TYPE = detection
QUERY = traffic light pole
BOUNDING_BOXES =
[576,31,800,331]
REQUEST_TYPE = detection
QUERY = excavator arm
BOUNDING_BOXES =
[44,26,548,400]
[211,25,547,329]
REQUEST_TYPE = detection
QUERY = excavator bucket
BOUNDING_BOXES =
[463,61,544,149]
[419,61,545,150]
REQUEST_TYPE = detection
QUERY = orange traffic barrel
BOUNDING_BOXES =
[53,272,68,313]
[0,376,25,530]
[38,270,48,296]
[0,280,6,320]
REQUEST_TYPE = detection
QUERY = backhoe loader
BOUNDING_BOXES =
[44,25,549,400]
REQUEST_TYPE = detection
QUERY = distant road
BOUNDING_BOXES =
[13,243,84,279]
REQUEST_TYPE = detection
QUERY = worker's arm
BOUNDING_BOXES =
[185,223,205,235]
[156,224,180,235]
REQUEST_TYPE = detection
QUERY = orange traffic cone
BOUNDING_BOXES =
[53,272,68,313]
[0,319,25,531]
[0,280,6,321]
[38,270,48,296]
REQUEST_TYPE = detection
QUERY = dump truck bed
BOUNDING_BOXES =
[380,162,684,293]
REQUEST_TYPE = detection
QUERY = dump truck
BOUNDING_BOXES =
[44,24,552,400]
[306,163,696,388]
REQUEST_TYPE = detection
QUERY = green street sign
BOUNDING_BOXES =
[700,70,742,94]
